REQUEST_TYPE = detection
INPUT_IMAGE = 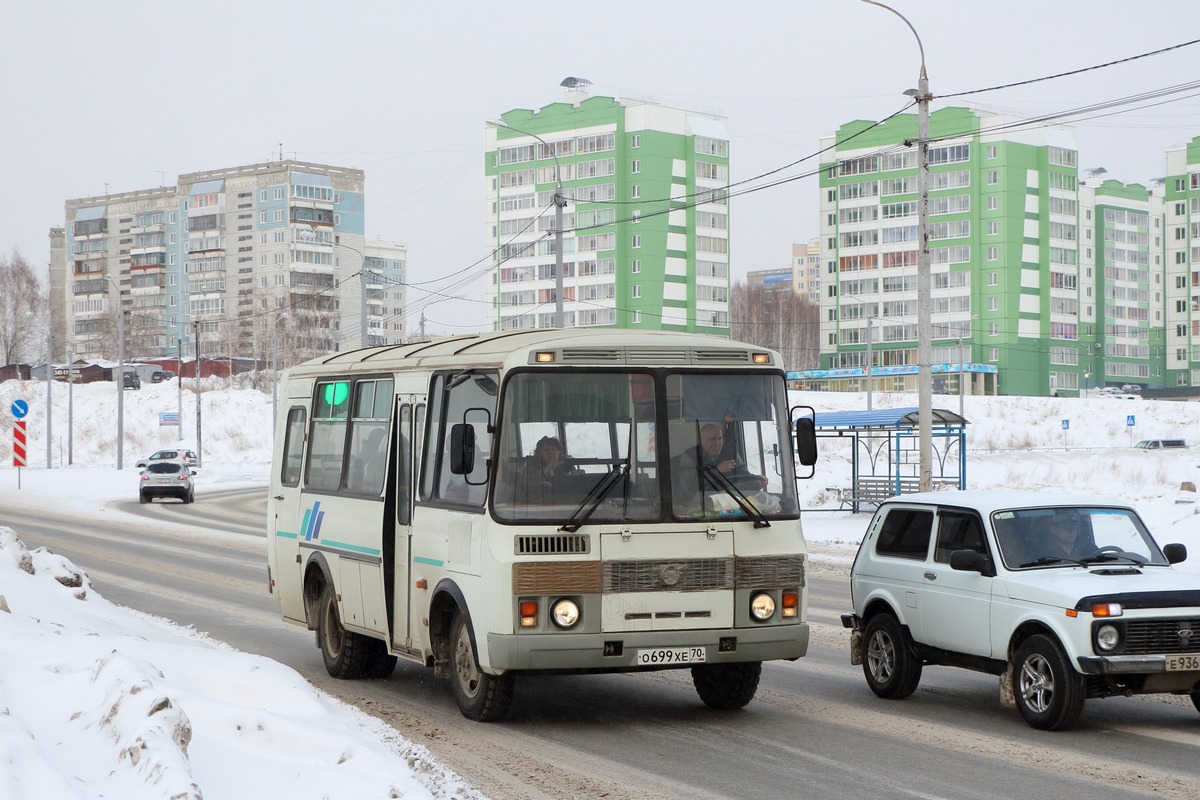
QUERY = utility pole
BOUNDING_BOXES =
[863,0,932,491]
[45,328,52,467]
[194,320,202,467]
[105,274,124,470]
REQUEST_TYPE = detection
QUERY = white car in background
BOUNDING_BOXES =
[136,449,198,468]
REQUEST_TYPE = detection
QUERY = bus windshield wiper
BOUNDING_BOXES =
[559,464,628,533]
[701,466,770,528]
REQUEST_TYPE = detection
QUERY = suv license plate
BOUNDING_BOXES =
[1165,654,1200,671]
[635,647,705,666]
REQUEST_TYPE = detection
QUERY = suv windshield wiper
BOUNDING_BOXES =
[1018,556,1086,568]
[1079,552,1146,566]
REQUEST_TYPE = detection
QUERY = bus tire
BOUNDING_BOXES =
[317,582,378,679]
[449,608,513,721]
[691,661,762,709]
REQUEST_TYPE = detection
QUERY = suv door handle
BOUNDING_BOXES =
[923,571,937,581]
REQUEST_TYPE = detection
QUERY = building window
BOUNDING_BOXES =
[988,323,998,336]
[989,297,998,311]
[987,196,998,211]
[987,171,998,185]
[987,246,998,261]
[632,234,641,249]
[632,285,641,299]
[632,259,641,273]
[631,134,640,148]
[273,210,284,223]
[631,185,640,199]
[987,145,998,159]
[633,310,641,323]
[632,210,640,224]
[631,160,641,174]
[989,271,998,286]
[988,222,998,236]
[259,211,268,224]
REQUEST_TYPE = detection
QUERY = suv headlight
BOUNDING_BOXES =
[1096,623,1121,652]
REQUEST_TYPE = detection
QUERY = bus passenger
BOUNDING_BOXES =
[523,436,581,502]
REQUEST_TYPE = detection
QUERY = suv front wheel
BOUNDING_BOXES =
[1012,634,1086,730]
[862,613,922,699]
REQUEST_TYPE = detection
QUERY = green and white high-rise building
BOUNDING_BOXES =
[485,84,730,333]
[812,106,1163,398]
[1164,136,1200,389]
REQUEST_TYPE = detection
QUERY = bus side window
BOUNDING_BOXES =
[306,380,350,491]
[280,407,306,488]
[345,378,393,496]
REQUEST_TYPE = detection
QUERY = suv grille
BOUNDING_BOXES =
[1123,617,1200,655]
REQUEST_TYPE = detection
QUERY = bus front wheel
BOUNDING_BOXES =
[449,608,514,721]
[691,661,762,709]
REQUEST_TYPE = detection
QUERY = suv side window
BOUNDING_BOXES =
[934,511,988,563]
[874,507,933,560]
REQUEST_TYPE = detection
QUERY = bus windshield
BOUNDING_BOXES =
[491,370,797,524]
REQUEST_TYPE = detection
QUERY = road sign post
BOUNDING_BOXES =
[12,398,28,488]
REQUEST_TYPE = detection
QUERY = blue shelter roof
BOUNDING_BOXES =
[814,407,966,429]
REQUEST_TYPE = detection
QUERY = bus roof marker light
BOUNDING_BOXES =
[752,353,771,364]
[535,351,557,363]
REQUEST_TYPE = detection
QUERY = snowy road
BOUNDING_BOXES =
[6,489,1199,800]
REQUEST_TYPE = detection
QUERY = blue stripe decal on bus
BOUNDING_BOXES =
[276,531,299,539]
[322,539,382,556]
[413,556,444,567]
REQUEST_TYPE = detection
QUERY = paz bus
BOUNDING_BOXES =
[267,328,818,720]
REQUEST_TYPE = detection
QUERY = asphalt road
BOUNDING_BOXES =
[4,488,1199,800]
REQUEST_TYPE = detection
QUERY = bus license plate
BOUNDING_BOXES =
[1165,654,1200,671]
[635,647,706,666]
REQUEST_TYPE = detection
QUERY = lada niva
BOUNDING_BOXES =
[842,490,1200,730]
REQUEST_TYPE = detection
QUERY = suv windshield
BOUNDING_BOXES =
[992,506,1169,569]
[491,370,797,525]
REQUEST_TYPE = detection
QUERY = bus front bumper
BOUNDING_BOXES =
[486,623,809,672]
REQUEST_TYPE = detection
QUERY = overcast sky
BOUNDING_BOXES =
[5,1,1200,335]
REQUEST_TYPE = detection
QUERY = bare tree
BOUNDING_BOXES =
[0,251,47,365]
[730,281,820,372]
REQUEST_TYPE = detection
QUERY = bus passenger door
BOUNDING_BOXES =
[390,400,420,652]
[271,405,308,624]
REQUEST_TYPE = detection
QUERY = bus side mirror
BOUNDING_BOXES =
[794,417,817,467]
[449,424,476,474]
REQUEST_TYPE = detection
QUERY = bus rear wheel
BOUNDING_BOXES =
[449,608,513,721]
[691,661,762,709]
[317,583,395,679]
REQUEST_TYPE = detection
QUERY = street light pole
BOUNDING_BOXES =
[488,119,566,329]
[104,274,124,470]
[864,0,932,491]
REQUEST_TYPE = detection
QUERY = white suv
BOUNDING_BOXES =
[843,490,1200,730]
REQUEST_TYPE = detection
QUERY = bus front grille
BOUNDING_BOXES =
[603,558,734,592]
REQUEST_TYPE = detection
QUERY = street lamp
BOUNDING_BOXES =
[488,118,567,329]
[104,274,124,470]
[863,0,932,491]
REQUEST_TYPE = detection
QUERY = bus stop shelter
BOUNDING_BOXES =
[814,407,967,513]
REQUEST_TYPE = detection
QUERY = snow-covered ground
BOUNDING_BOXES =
[2,375,1200,799]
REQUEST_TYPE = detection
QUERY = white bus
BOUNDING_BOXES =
[267,328,818,720]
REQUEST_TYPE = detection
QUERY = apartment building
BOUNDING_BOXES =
[484,84,730,332]
[55,160,406,367]
[808,106,1168,398]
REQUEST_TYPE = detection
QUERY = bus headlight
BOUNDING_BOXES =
[551,598,580,629]
[1096,623,1121,652]
[750,592,776,622]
